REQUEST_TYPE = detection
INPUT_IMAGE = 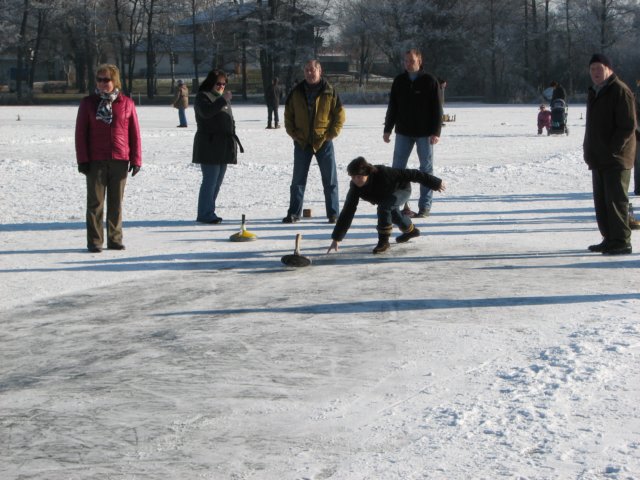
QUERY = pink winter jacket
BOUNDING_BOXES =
[75,93,142,167]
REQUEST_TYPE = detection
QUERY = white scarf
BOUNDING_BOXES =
[96,88,119,124]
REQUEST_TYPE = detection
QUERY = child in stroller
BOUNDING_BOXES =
[537,104,551,135]
[549,98,569,135]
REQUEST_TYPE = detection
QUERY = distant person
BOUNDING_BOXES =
[265,76,282,129]
[282,59,346,224]
[172,79,189,128]
[634,78,640,195]
[192,69,243,224]
[383,48,442,218]
[537,104,552,135]
[550,80,567,102]
[326,157,446,254]
[583,54,636,255]
[438,77,447,114]
[75,63,141,253]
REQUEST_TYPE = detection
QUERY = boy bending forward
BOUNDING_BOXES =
[327,156,446,254]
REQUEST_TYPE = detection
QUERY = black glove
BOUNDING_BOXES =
[78,163,90,175]
[128,163,140,177]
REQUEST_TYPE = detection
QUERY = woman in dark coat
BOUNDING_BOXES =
[193,69,242,224]
[327,157,446,254]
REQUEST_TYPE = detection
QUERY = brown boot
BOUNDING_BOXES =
[396,224,420,243]
[373,225,392,254]
[373,234,391,254]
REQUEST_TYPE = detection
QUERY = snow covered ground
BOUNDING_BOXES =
[1,102,639,480]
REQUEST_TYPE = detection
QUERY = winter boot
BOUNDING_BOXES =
[396,224,420,243]
[373,225,392,254]
[266,123,273,129]
[373,234,391,254]
[275,122,281,129]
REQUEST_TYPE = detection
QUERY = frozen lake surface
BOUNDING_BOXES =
[1,103,639,479]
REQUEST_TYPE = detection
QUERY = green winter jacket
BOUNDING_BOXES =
[284,79,345,152]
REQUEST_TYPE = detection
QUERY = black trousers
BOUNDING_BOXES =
[591,167,631,247]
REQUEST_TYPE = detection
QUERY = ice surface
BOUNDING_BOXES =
[1,103,639,479]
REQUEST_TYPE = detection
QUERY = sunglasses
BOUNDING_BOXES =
[215,82,227,87]
[96,77,112,83]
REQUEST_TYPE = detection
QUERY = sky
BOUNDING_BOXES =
[1,102,639,480]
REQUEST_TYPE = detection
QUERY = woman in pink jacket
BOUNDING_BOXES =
[75,64,142,253]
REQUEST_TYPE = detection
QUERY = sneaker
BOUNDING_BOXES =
[87,245,103,253]
[396,227,420,243]
[402,206,416,218]
[282,214,300,223]
[602,245,632,255]
[328,216,337,224]
[588,241,608,252]
[414,208,430,218]
[107,243,126,250]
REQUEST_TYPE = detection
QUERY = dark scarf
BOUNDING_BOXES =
[96,88,119,124]
[304,80,324,136]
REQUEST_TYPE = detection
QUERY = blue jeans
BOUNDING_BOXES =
[197,163,227,222]
[392,134,434,210]
[178,107,187,127]
[378,187,412,232]
[288,141,339,218]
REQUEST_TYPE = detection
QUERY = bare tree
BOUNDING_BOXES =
[144,0,157,98]
[112,0,145,94]
[335,0,375,87]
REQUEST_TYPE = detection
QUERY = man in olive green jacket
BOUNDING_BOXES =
[282,59,346,223]
[584,53,637,255]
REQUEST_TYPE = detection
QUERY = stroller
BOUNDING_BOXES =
[549,99,569,135]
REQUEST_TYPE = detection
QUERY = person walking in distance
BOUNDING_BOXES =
[173,79,189,128]
[634,78,640,196]
[265,77,282,129]
[383,48,442,218]
[584,54,637,255]
[282,59,346,224]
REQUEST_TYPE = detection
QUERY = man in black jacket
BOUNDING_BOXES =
[383,49,442,218]
[583,54,637,255]
[327,157,446,254]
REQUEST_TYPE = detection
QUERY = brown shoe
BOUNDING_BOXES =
[402,206,416,218]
